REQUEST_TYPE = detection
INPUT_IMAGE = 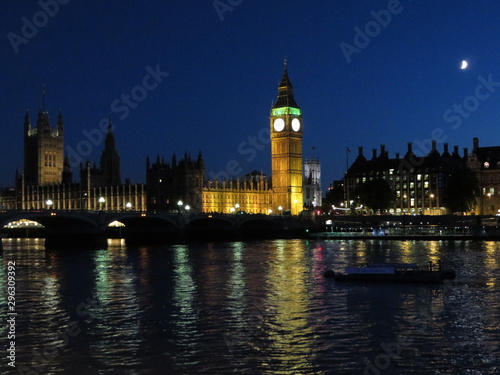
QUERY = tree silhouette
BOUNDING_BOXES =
[354,179,394,214]
[442,168,479,214]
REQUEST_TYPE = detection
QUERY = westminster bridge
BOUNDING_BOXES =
[0,210,308,247]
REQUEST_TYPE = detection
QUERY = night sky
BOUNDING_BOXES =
[2,1,500,190]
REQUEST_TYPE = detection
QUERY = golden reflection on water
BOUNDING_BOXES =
[482,241,499,288]
[263,239,317,374]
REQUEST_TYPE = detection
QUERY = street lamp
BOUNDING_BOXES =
[268,209,273,215]
[177,200,183,213]
[235,203,240,212]
[46,199,53,210]
[98,197,105,211]
[278,206,283,215]
[230,207,236,213]
[185,205,190,211]
[125,202,132,211]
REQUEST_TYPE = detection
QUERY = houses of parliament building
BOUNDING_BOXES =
[3,65,321,215]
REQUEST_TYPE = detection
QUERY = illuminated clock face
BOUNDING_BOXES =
[291,118,301,132]
[273,118,285,132]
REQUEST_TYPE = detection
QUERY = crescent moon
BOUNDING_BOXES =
[461,60,468,70]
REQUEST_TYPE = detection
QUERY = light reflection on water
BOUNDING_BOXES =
[0,238,498,374]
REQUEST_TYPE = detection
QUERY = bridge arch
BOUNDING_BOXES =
[104,214,178,230]
[107,215,179,243]
[0,213,99,234]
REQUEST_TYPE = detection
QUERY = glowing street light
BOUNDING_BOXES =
[185,205,190,211]
[278,205,283,215]
[268,209,273,215]
[46,199,53,210]
[125,202,132,211]
[98,197,105,211]
[230,207,236,213]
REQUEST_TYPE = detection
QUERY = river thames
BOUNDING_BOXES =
[0,238,499,374]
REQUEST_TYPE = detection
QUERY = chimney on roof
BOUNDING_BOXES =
[463,147,469,159]
[358,146,364,157]
[380,144,386,154]
[407,142,413,153]
[395,152,400,160]
[372,149,377,160]
[473,137,479,151]
[431,140,437,152]
[453,145,459,156]
[443,143,449,154]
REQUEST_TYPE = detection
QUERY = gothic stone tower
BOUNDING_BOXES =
[270,63,303,215]
[24,109,64,185]
[100,118,121,185]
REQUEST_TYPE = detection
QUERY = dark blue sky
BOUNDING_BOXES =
[2,1,500,190]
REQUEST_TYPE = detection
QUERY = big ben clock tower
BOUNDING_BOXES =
[270,62,303,215]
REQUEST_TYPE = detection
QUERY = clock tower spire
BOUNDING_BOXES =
[270,62,303,215]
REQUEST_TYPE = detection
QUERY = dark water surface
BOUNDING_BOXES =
[0,238,499,374]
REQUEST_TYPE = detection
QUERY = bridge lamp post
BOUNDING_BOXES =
[125,202,132,211]
[278,206,283,216]
[230,207,235,213]
[235,203,240,212]
[46,199,53,210]
[185,205,190,212]
[268,209,273,215]
[99,197,105,211]
[177,200,183,213]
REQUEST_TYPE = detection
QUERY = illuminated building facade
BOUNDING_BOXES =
[344,142,467,215]
[146,154,273,214]
[202,172,272,214]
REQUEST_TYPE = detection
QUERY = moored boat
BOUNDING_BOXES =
[324,261,456,283]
